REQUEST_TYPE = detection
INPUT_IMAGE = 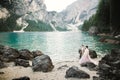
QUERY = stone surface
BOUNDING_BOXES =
[97,49,120,80]
[19,49,33,60]
[15,59,30,67]
[32,50,43,58]
[1,46,20,62]
[32,55,54,72]
[65,66,90,79]
[81,62,96,71]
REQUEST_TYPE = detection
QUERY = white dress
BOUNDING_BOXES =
[79,48,98,65]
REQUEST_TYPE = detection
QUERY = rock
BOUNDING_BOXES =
[81,62,96,71]
[0,45,4,55]
[12,76,30,80]
[93,76,100,80]
[97,49,120,80]
[32,55,54,72]
[89,50,97,58]
[89,26,99,35]
[0,60,6,68]
[32,50,43,58]
[15,59,30,67]
[1,46,20,62]
[0,72,5,74]
[65,66,90,79]
[19,49,33,60]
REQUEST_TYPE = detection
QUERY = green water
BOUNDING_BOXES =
[0,31,119,62]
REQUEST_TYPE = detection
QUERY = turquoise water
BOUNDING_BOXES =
[0,31,119,62]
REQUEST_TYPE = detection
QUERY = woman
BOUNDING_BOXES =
[79,46,98,65]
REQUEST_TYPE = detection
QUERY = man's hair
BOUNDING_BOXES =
[86,46,88,48]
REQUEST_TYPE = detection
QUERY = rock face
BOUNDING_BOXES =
[0,0,99,31]
[65,66,90,79]
[15,59,30,67]
[97,49,120,80]
[19,49,33,60]
[0,60,6,68]
[60,0,99,24]
[32,55,54,72]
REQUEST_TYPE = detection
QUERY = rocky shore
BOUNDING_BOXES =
[0,44,120,80]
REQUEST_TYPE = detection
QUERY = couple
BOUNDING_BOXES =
[79,45,98,65]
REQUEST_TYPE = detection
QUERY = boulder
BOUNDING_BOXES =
[1,46,20,62]
[89,50,97,58]
[32,55,54,72]
[15,59,30,67]
[12,76,30,80]
[81,62,96,71]
[19,49,33,60]
[32,50,43,58]
[97,49,120,80]
[65,66,90,79]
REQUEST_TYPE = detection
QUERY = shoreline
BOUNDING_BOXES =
[0,57,101,80]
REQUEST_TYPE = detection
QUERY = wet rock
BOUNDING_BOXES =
[1,46,20,62]
[19,49,33,60]
[32,55,54,72]
[15,59,30,67]
[12,76,30,80]
[97,49,120,80]
[0,60,6,68]
[65,66,90,79]
[89,50,97,58]
[93,76,100,80]
[32,50,43,58]
[81,62,96,71]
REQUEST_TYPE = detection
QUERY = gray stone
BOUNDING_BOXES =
[65,66,90,79]
[32,55,54,72]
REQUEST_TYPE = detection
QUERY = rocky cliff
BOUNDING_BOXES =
[60,0,99,24]
[0,0,99,31]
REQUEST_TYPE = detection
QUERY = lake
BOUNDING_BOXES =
[0,31,119,62]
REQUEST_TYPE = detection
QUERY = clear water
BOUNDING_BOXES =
[0,31,119,62]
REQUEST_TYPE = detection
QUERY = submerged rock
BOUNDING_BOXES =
[65,66,90,79]
[32,55,54,72]
[15,59,30,67]
[12,76,30,80]
[19,49,33,60]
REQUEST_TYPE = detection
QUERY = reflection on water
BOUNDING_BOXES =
[0,31,119,62]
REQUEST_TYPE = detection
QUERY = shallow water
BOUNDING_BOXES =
[0,31,119,62]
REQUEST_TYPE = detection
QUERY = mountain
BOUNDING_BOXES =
[0,0,99,32]
[60,0,99,24]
